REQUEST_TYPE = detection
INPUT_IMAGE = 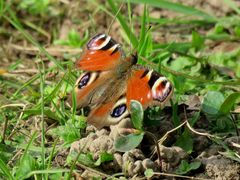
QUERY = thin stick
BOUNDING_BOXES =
[107,2,124,35]
[145,131,162,171]
[158,121,187,145]
[7,104,26,140]
[186,121,216,139]
[76,163,110,178]
[153,172,212,180]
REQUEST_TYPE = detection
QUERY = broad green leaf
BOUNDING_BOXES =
[23,108,60,121]
[77,153,95,167]
[202,91,225,115]
[0,144,15,163]
[130,100,144,130]
[192,31,205,50]
[16,154,38,179]
[175,160,201,175]
[144,168,154,178]
[68,29,81,47]
[94,152,113,166]
[51,121,80,146]
[175,129,193,153]
[219,92,240,115]
[114,133,144,152]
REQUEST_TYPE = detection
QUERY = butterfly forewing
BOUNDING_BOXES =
[76,34,124,71]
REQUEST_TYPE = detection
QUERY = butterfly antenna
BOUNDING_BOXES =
[107,2,124,35]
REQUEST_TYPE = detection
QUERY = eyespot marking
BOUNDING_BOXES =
[76,72,99,89]
[111,104,127,118]
[78,72,91,89]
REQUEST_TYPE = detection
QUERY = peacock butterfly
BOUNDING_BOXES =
[69,34,173,129]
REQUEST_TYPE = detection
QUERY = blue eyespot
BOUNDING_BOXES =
[78,73,90,89]
[111,104,127,118]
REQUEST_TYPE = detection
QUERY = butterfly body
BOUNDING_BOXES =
[71,34,173,129]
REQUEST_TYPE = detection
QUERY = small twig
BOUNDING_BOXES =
[36,122,58,140]
[0,103,26,143]
[7,149,23,166]
[7,104,27,140]
[9,44,82,56]
[231,142,240,149]
[76,163,111,178]
[153,172,213,180]
[0,103,26,109]
[145,131,162,171]
[186,121,217,139]
[183,106,218,139]
[8,69,39,75]
[158,121,187,145]
[106,172,125,180]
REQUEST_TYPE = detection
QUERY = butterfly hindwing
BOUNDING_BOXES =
[71,71,112,108]
[126,67,173,109]
[76,34,124,71]
[87,96,130,129]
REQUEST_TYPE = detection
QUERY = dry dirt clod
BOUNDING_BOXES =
[113,153,123,168]
[89,135,115,160]
[193,131,211,153]
[204,155,240,180]
[197,145,224,162]
[142,158,158,171]
[160,145,188,167]
[224,136,240,153]
[132,160,143,175]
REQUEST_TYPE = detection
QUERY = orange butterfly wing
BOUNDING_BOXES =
[76,34,123,71]
[126,68,173,109]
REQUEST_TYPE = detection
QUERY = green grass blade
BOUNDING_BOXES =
[107,0,138,48]
[138,4,147,51]
[223,0,240,15]
[22,131,37,160]
[0,158,14,180]
[147,17,216,25]
[219,92,240,115]
[38,63,46,177]
[46,139,58,180]
[124,0,215,20]
[25,169,70,179]
[13,74,40,97]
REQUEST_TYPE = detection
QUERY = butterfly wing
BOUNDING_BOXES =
[84,67,173,129]
[69,70,112,108]
[76,34,124,71]
[70,69,130,129]
[126,67,173,109]
[87,96,130,129]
